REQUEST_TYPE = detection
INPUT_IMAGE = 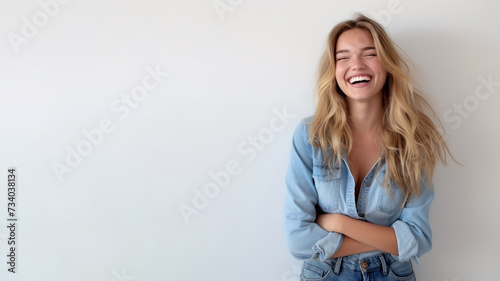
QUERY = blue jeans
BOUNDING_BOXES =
[300,253,416,281]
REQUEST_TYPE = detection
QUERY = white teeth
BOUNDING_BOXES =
[349,75,371,84]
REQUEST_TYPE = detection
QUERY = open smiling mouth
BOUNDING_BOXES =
[348,75,371,85]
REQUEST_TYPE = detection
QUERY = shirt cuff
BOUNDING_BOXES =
[311,232,343,261]
[391,220,422,266]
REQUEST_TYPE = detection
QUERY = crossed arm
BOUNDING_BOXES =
[315,213,398,258]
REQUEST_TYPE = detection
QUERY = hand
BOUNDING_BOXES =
[315,213,346,233]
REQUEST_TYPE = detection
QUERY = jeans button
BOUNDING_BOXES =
[361,261,368,269]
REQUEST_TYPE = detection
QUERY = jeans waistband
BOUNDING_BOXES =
[325,253,396,276]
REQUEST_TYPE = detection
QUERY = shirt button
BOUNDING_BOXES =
[361,261,368,269]
[365,182,371,187]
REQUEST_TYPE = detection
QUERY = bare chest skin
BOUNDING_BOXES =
[348,135,382,204]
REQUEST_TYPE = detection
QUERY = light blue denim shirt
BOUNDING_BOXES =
[283,116,434,265]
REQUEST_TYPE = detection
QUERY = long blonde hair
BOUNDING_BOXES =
[310,14,453,203]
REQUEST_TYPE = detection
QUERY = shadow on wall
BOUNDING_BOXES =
[391,28,499,132]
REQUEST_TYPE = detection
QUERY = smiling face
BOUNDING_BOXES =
[335,28,387,103]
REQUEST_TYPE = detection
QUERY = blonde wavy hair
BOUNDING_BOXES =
[310,14,453,203]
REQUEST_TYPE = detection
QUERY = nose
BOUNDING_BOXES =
[351,56,365,70]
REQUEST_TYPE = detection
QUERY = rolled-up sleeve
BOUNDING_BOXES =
[391,179,434,265]
[283,120,343,261]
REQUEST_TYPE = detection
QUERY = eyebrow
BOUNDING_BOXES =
[336,46,376,55]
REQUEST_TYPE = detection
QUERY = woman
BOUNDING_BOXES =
[283,14,453,280]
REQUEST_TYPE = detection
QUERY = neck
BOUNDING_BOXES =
[346,95,383,135]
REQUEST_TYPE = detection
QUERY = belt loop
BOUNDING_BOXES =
[378,254,388,276]
[333,257,343,276]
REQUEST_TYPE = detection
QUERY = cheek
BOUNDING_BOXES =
[335,67,346,84]
[335,73,348,94]
[371,61,385,75]
[375,65,387,81]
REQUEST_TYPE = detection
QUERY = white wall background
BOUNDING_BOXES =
[0,0,499,280]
